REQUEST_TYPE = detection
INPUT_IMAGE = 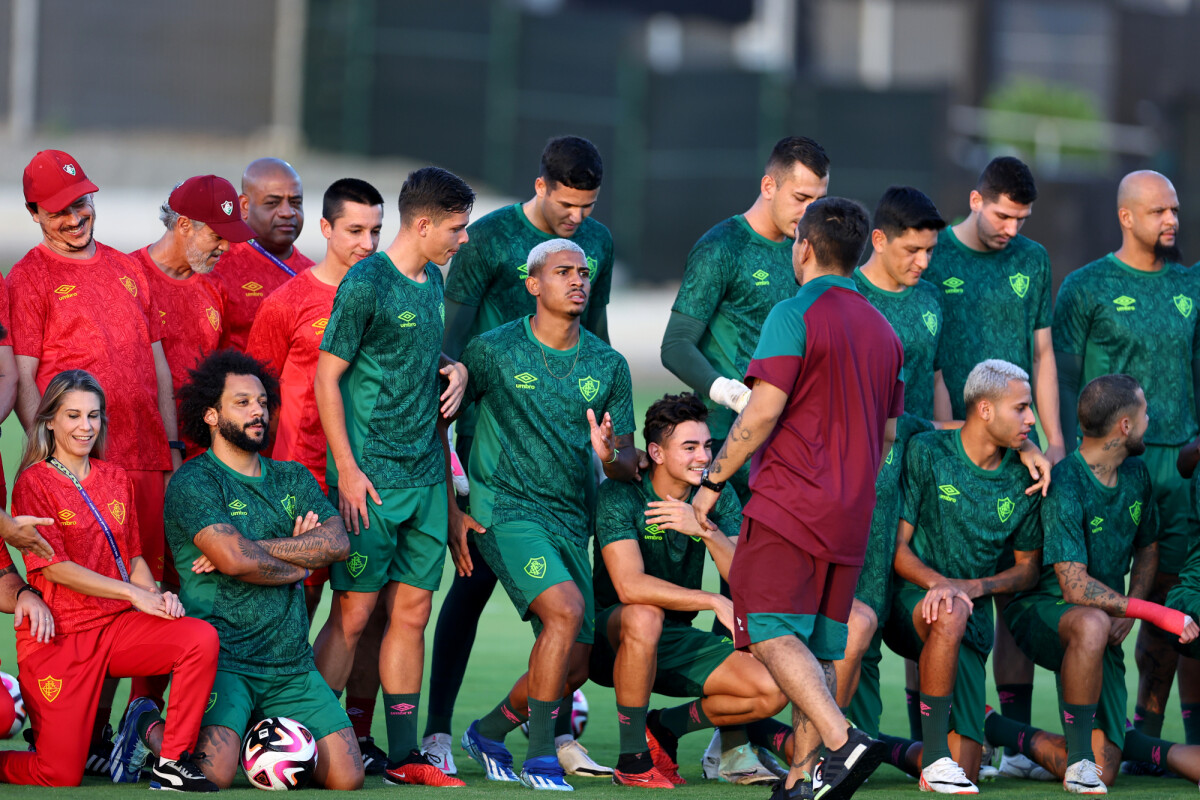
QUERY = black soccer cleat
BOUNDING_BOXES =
[812,728,885,800]
[358,736,388,776]
[150,751,218,792]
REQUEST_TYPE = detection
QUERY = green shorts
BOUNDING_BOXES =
[883,590,988,744]
[1167,585,1200,660]
[475,520,594,645]
[328,483,448,592]
[202,668,351,741]
[1144,444,1193,575]
[846,631,884,738]
[590,607,734,697]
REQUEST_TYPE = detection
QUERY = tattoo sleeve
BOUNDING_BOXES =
[194,523,306,586]
[257,517,351,568]
[1126,543,1158,602]
[1053,561,1127,615]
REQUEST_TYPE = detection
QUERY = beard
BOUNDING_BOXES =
[1125,433,1147,458]
[1154,239,1183,265]
[217,416,268,453]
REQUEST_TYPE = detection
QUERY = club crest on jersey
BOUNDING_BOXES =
[1130,501,1143,525]
[206,693,218,712]
[38,675,62,702]
[108,499,126,526]
[578,375,600,402]
[942,277,965,294]
[1008,273,1029,299]
[347,552,367,578]
[997,496,1015,523]
[922,310,938,336]
[1090,516,1104,534]
[120,276,137,297]
[938,484,960,503]
[643,523,663,541]
[885,448,894,465]
[752,269,770,286]
[58,509,76,525]
[587,255,598,272]
[397,310,417,328]
[1113,295,1136,312]
[221,200,233,216]
[515,372,538,390]
[228,498,248,516]
[1175,294,1194,317]
[281,494,296,518]
[524,556,547,579]
[439,302,445,323]
[206,307,220,331]
[63,163,76,176]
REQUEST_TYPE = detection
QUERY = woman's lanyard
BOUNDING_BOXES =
[46,458,129,582]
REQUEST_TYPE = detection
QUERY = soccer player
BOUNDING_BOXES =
[2,369,219,790]
[132,175,255,445]
[213,157,314,350]
[429,135,613,777]
[312,167,473,788]
[881,359,1043,793]
[661,135,829,504]
[592,392,796,787]
[989,374,1199,793]
[247,177,390,773]
[0,276,18,503]
[1054,170,1200,755]
[457,238,637,791]
[691,197,903,800]
[125,349,361,791]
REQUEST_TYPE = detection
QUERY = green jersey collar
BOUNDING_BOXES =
[953,428,1014,479]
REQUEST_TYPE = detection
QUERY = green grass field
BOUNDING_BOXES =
[0,389,1198,796]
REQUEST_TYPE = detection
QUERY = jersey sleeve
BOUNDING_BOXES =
[7,262,48,359]
[899,436,933,527]
[594,480,640,549]
[1033,247,1053,330]
[291,462,338,522]
[139,266,164,345]
[1051,274,1090,357]
[443,236,492,307]
[603,355,636,437]
[12,474,68,571]
[1134,465,1161,549]
[672,237,730,324]
[589,234,615,310]
[460,335,491,407]
[246,292,294,380]
[746,302,806,394]
[0,274,13,347]
[1042,482,1086,566]
[320,274,376,362]
[1012,495,1043,552]
[164,467,231,552]
[709,484,744,539]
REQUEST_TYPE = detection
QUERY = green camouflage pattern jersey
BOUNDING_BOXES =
[1031,450,1158,598]
[900,428,1042,653]
[672,215,796,439]
[320,253,446,489]
[852,268,944,420]
[165,451,337,675]
[855,414,937,621]
[924,228,1052,419]
[1053,254,1200,445]
[592,472,743,624]
[461,316,635,547]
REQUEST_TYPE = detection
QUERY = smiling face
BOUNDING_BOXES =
[205,373,270,453]
[321,201,384,270]
[47,389,104,460]
[527,249,590,318]
[32,194,96,256]
[649,419,713,487]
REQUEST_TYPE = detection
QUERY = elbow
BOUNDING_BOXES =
[329,531,351,563]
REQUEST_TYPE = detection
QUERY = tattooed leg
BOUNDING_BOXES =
[193,725,241,789]
[314,726,365,790]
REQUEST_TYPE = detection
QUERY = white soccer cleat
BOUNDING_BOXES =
[700,730,722,780]
[556,737,613,776]
[1000,751,1055,781]
[1063,760,1106,794]
[919,757,979,794]
[717,744,780,785]
[421,732,458,777]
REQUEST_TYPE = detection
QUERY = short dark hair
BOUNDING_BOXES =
[178,349,280,449]
[539,136,603,191]
[872,186,946,239]
[397,166,475,226]
[1077,374,1143,438]
[766,136,830,181]
[796,197,870,274]
[976,156,1038,205]
[644,392,709,448]
[323,178,384,223]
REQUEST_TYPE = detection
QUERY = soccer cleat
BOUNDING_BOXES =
[754,746,791,780]
[918,756,979,794]
[1000,751,1055,781]
[85,723,115,777]
[358,736,388,776]
[448,428,469,496]
[520,754,574,791]
[111,697,159,783]
[700,729,721,779]
[422,732,459,776]
[556,736,612,776]
[717,744,781,785]
[1119,759,1167,777]
[461,720,520,781]
[771,778,816,800]
[613,752,674,788]
[385,749,467,787]
[644,724,685,785]
[150,751,218,792]
[812,727,885,799]
[1063,760,1106,794]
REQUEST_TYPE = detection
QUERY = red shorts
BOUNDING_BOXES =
[729,517,860,660]
[128,469,175,584]
[305,566,329,587]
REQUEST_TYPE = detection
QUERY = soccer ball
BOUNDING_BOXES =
[520,689,589,740]
[241,717,318,790]
[0,672,25,738]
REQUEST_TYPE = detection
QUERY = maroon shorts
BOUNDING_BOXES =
[729,517,860,660]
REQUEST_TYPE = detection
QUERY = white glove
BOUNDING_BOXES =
[447,426,470,496]
[709,377,751,414]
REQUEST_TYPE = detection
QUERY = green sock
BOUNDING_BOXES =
[657,699,712,739]
[905,688,922,740]
[1182,703,1200,745]
[719,726,749,749]
[383,693,420,762]
[526,698,559,761]
[1122,729,1173,768]
[984,711,1040,758]
[746,718,792,757]
[477,695,527,741]
[617,705,649,755]
[997,683,1033,756]
[918,693,953,764]
[554,694,573,738]
[1134,705,1164,737]
[1061,702,1096,766]
[424,713,453,740]
[135,709,163,744]
[878,734,921,778]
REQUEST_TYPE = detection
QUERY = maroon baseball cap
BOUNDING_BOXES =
[23,150,100,213]
[168,175,256,243]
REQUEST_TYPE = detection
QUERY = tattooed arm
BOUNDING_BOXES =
[1126,543,1158,601]
[256,516,350,568]
[192,523,306,586]
[1054,542,1158,613]
[973,548,1042,598]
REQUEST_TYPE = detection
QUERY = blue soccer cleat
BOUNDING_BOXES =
[111,696,160,783]
[462,720,520,782]
[520,754,574,791]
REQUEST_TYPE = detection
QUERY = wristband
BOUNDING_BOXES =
[15,583,42,601]
[168,440,186,452]
[604,448,620,465]
[1126,597,1191,636]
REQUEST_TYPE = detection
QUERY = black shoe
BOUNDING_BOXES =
[85,724,115,777]
[772,779,815,800]
[358,736,388,776]
[150,752,218,792]
[812,728,884,800]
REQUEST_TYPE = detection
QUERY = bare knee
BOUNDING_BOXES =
[845,603,878,657]
[390,591,434,631]
[1062,608,1110,655]
[323,762,366,791]
[335,595,376,638]
[926,600,971,641]
[618,604,664,648]
[538,588,586,634]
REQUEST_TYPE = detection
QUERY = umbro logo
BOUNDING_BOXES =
[312,318,328,333]
[228,498,248,516]
[1089,516,1104,534]
[942,277,965,294]
[938,484,960,503]
[397,310,417,328]
[752,269,770,286]
[242,281,264,297]
[515,372,538,390]
[57,509,77,526]
[643,523,663,540]
[1113,295,1136,311]
[54,284,78,300]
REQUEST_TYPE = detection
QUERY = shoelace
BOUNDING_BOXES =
[1076,761,1103,784]
[174,751,208,778]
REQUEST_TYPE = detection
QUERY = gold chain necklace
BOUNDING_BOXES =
[533,319,581,379]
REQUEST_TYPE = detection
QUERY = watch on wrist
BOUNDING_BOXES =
[700,468,725,493]
[16,583,42,601]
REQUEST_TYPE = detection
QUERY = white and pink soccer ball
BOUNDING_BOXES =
[0,671,25,738]
[241,717,317,790]
[520,689,589,739]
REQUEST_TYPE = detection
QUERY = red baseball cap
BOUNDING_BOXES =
[169,175,255,243]
[23,150,99,213]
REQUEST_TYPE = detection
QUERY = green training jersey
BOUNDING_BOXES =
[461,316,635,547]
[320,253,445,489]
[900,428,1042,653]
[1177,471,1200,591]
[592,472,743,624]
[852,268,944,420]
[924,228,1052,419]
[164,451,337,675]
[1053,254,1200,445]
[1032,450,1158,599]
[671,215,795,439]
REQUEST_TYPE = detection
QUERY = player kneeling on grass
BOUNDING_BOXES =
[591,392,795,788]
[109,350,363,791]
[979,374,1199,794]
[0,370,220,790]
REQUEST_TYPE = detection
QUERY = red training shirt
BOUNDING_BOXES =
[0,273,13,493]
[213,241,314,350]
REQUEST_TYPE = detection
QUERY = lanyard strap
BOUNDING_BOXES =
[250,240,297,277]
[46,458,129,582]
